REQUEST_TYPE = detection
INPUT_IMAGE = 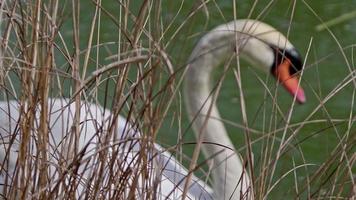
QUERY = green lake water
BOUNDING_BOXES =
[156,1,355,198]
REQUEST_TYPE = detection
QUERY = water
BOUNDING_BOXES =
[159,1,355,198]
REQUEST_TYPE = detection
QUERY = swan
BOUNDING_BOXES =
[0,19,305,199]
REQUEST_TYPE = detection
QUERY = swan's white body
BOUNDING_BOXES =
[0,19,304,199]
[0,99,212,199]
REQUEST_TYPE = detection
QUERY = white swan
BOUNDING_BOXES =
[0,19,305,199]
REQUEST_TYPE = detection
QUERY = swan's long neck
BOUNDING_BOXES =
[184,23,254,200]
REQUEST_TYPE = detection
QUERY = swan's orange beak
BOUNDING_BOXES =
[274,59,306,104]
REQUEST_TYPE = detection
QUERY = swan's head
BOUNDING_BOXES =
[187,19,306,103]
[230,20,306,103]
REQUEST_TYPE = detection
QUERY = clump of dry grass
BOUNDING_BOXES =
[0,0,355,200]
[0,0,178,199]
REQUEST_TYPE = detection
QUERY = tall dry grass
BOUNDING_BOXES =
[0,0,354,199]
[0,0,178,199]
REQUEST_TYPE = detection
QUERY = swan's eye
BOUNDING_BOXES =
[270,47,303,76]
[287,49,303,75]
[273,58,306,104]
